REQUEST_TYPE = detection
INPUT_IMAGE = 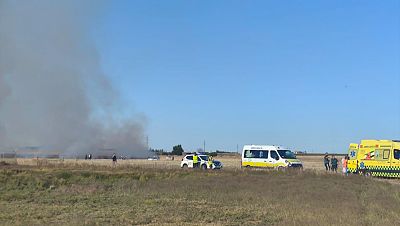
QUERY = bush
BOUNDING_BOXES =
[171,145,184,156]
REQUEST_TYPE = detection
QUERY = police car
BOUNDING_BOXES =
[180,154,223,170]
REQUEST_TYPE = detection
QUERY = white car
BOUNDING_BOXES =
[147,156,160,161]
[180,154,222,170]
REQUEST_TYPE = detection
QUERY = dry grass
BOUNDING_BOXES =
[6,154,339,172]
[1,156,399,225]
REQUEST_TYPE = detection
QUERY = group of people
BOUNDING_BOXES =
[323,153,349,175]
[192,153,213,169]
[84,153,92,160]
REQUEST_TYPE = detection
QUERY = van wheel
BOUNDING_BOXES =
[182,164,188,169]
[202,164,207,170]
[358,169,366,176]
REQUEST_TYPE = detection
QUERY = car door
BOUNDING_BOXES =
[391,149,400,177]
[259,150,270,167]
[251,150,265,167]
[269,150,281,167]
[186,156,193,168]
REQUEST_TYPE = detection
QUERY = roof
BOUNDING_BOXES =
[243,145,288,150]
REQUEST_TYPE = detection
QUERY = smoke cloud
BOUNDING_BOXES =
[0,0,147,157]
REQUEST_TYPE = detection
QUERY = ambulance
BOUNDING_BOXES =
[241,145,302,169]
[347,140,400,177]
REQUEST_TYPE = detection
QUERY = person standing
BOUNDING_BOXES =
[193,153,198,169]
[112,153,117,167]
[208,155,213,169]
[342,155,348,175]
[331,155,338,173]
[323,153,330,171]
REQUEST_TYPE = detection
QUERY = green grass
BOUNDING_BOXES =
[0,164,400,225]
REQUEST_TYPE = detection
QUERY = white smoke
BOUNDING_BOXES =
[0,0,147,157]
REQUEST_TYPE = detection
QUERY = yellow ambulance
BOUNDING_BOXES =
[347,140,400,177]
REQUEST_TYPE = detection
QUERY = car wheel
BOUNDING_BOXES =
[202,164,207,170]
[182,164,188,169]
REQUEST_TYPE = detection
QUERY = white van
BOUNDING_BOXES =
[241,145,302,169]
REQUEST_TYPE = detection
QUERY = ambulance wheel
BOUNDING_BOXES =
[358,169,371,176]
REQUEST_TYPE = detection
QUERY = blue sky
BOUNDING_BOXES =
[93,1,400,153]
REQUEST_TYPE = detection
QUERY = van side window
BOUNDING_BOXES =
[245,150,270,158]
[270,151,279,160]
[374,149,383,160]
[252,150,261,158]
[383,149,390,159]
[244,150,252,158]
[245,150,261,158]
[187,156,193,160]
[394,150,400,160]
[261,151,269,159]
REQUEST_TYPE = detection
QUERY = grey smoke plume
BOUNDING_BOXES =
[0,0,147,157]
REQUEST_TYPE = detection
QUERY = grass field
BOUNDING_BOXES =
[3,154,342,171]
[1,156,400,225]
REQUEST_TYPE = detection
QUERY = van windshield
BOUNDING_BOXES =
[277,150,296,159]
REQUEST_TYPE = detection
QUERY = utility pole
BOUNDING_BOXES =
[237,144,239,154]
[203,140,206,153]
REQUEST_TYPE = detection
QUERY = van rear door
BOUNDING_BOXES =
[347,144,359,173]
[242,150,253,167]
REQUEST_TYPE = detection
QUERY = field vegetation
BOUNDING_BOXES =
[1,158,400,225]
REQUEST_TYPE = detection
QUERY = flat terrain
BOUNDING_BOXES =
[0,156,399,225]
[4,154,343,171]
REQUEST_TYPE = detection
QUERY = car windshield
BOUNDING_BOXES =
[199,155,208,161]
[277,150,296,159]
